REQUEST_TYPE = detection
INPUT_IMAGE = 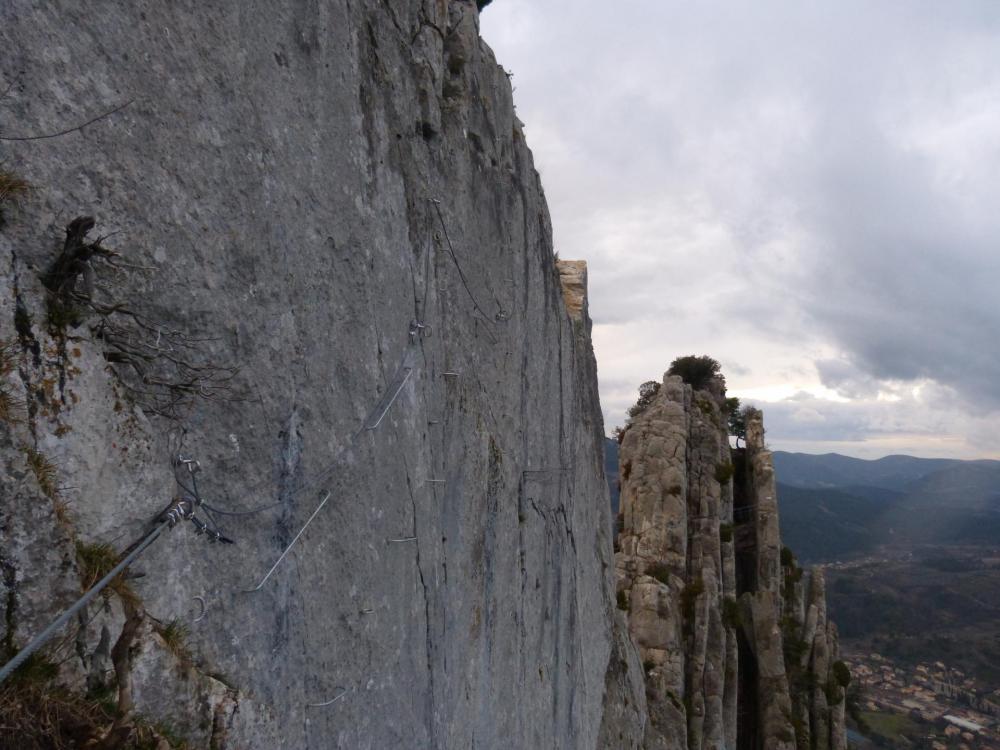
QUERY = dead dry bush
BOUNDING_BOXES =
[43,216,238,419]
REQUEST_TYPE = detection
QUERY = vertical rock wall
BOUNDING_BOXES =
[0,2,641,748]
[615,380,847,750]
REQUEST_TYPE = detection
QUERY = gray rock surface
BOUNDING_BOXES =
[0,1,640,747]
[615,384,847,750]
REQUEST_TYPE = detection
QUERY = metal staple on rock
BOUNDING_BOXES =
[205,321,425,524]
[240,315,430,592]
[365,354,416,430]
[192,596,207,623]
[1,224,451,692]
[243,491,332,593]
[306,688,347,708]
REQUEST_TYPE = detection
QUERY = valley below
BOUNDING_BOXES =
[772,452,1000,748]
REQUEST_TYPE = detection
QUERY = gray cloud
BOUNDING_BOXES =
[482,2,1000,456]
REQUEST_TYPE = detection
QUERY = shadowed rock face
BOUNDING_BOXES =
[0,2,642,747]
[615,380,847,750]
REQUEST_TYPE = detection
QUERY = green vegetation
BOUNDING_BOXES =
[832,660,851,688]
[680,577,705,631]
[3,652,59,684]
[714,462,734,484]
[825,678,844,705]
[47,297,85,331]
[726,399,762,449]
[780,546,804,603]
[645,562,671,586]
[859,710,919,743]
[627,380,661,418]
[667,355,721,391]
[782,614,809,665]
[75,540,141,609]
[725,397,744,444]
[846,682,870,734]
[783,633,809,665]
[695,396,715,417]
[719,523,733,543]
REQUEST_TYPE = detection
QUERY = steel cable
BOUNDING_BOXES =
[0,521,169,684]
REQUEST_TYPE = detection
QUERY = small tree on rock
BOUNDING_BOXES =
[725,397,745,447]
[628,380,661,418]
[667,355,721,391]
[739,404,762,444]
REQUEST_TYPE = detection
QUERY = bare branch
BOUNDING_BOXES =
[44,217,239,420]
[0,99,133,142]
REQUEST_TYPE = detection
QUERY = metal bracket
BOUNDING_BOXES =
[161,497,194,526]
[190,516,234,544]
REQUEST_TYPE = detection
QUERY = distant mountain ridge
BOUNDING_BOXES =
[771,452,1000,562]
[771,451,1000,491]
[605,446,1000,561]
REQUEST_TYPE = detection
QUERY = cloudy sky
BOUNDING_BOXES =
[481,2,1000,459]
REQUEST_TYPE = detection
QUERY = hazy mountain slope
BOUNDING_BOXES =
[905,461,1000,507]
[775,483,899,562]
[772,451,1000,691]
[772,452,962,491]
[774,452,1000,561]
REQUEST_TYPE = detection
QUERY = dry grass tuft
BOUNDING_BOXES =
[0,169,30,205]
[75,540,141,610]
[0,340,24,424]
[0,652,189,749]
[155,619,192,666]
[0,169,30,227]
[0,654,113,750]
[23,446,71,525]
[24,446,58,498]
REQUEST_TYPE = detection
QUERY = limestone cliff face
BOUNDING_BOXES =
[615,376,847,750]
[0,2,634,748]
